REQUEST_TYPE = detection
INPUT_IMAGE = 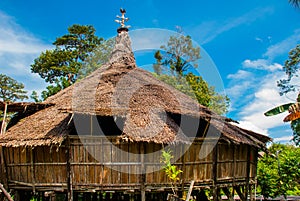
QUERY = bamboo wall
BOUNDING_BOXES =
[2,136,257,192]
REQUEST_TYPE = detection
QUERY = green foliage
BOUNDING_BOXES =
[78,38,115,79]
[30,91,42,103]
[264,103,294,116]
[0,74,28,102]
[153,33,229,115]
[31,24,105,100]
[291,119,300,145]
[154,73,229,115]
[276,44,300,145]
[0,74,27,133]
[277,44,300,95]
[154,34,200,76]
[161,149,183,195]
[257,143,300,199]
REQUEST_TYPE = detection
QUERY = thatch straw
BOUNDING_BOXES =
[0,31,270,147]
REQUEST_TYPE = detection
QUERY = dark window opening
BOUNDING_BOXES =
[167,112,211,138]
[71,113,125,136]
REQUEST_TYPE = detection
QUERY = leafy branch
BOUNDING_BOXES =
[161,149,183,196]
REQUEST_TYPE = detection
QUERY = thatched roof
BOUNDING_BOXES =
[0,101,54,113]
[0,30,270,148]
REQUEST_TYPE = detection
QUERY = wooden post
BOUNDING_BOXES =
[0,147,9,190]
[234,186,246,201]
[212,144,218,201]
[181,144,186,197]
[140,143,146,201]
[245,145,251,200]
[0,183,13,201]
[232,145,236,199]
[66,136,73,201]
[249,184,254,201]
[1,102,8,135]
[222,187,234,201]
[185,180,194,201]
[30,149,36,194]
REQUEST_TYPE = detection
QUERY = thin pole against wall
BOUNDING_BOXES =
[212,143,218,201]
[140,143,146,201]
[66,136,73,201]
[1,102,8,135]
[245,145,251,200]
[0,183,13,201]
[30,149,36,194]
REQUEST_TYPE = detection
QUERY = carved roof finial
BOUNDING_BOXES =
[115,8,131,33]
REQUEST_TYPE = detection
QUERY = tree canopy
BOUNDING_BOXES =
[153,33,229,115]
[271,44,300,145]
[154,73,229,115]
[257,143,300,199]
[0,74,28,134]
[31,24,105,100]
[154,34,200,76]
[277,44,300,95]
[0,74,28,102]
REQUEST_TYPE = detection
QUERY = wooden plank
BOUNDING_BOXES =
[37,147,46,183]
[0,183,13,201]
[66,137,73,201]
[245,145,251,201]
[30,149,36,193]
[140,143,145,201]
[1,147,9,190]
[212,144,218,201]
[185,180,194,201]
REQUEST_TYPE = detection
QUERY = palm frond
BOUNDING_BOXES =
[264,103,294,116]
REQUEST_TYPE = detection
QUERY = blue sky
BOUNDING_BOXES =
[0,0,300,143]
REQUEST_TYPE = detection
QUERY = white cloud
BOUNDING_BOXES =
[226,80,252,98]
[264,28,300,59]
[227,70,253,80]
[228,67,297,138]
[273,135,293,143]
[0,11,50,55]
[242,59,282,72]
[255,37,263,43]
[226,29,300,142]
[233,121,268,135]
[0,11,49,94]
[130,28,176,52]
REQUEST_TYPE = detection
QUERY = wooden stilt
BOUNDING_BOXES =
[222,187,234,201]
[234,186,246,201]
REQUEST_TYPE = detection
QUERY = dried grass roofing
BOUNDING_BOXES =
[0,101,54,113]
[0,31,270,148]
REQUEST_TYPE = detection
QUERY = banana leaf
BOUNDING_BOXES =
[264,103,293,116]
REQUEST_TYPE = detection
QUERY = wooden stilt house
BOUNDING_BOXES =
[0,19,270,201]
